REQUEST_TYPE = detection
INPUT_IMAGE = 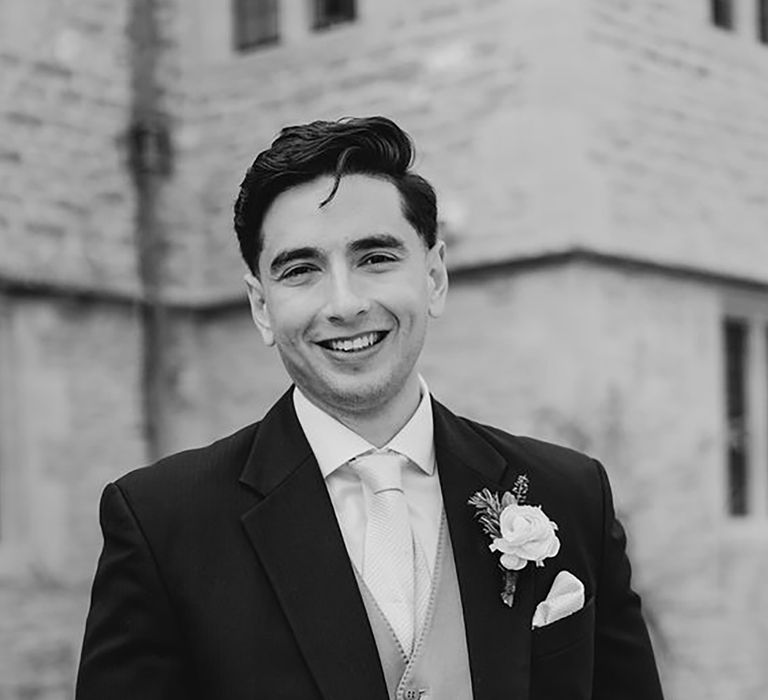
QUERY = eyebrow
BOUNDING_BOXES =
[269,247,321,276]
[348,234,407,255]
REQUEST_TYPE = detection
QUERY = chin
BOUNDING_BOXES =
[320,370,408,414]
[326,379,390,411]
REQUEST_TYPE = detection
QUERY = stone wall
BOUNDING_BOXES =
[0,298,145,699]
[585,0,768,281]
[3,0,764,295]
[158,0,768,296]
[0,0,137,293]
[163,0,597,294]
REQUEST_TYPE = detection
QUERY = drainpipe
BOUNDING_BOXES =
[127,0,173,461]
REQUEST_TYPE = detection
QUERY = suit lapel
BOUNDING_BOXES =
[433,399,534,700]
[239,390,388,700]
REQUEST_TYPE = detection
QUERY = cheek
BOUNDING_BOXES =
[268,297,316,338]
[380,285,431,321]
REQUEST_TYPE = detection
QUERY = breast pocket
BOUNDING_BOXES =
[531,595,595,659]
[530,597,595,699]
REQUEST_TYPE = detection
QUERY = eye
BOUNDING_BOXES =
[361,253,398,267]
[280,264,318,282]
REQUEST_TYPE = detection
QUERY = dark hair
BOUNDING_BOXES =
[233,116,437,274]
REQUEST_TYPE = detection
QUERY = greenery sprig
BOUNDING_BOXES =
[467,474,531,607]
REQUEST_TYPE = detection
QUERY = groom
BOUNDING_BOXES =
[76,116,664,699]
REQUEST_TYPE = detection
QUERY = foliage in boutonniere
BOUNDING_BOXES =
[468,475,560,607]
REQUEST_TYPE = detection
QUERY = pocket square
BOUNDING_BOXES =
[532,570,585,629]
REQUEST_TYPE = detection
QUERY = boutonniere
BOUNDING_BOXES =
[468,475,560,607]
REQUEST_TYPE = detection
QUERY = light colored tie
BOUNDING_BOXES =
[352,449,419,654]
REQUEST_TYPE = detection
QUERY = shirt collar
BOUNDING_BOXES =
[292,376,435,479]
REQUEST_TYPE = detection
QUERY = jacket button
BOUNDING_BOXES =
[403,690,419,700]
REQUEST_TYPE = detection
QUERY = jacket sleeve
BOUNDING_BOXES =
[592,460,664,700]
[76,482,193,700]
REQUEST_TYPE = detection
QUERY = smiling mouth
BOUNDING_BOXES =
[317,331,389,354]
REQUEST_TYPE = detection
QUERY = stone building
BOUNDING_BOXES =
[1,0,767,697]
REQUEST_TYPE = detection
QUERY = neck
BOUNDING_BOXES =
[337,390,421,448]
[304,375,423,447]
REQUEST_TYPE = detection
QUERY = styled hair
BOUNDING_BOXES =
[233,116,437,274]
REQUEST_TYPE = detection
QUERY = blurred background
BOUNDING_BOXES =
[1,0,768,698]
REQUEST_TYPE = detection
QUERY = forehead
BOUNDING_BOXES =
[260,174,413,255]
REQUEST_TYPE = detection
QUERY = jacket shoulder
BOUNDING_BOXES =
[102,422,264,550]
[461,416,597,473]
[115,421,261,496]
[455,415,607,513]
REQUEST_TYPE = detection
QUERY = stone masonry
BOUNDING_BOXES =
[1,0,767,698]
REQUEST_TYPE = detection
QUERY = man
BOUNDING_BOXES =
[76,116,664,699]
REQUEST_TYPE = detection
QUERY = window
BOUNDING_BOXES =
[759,0,768,43]
[712,0,734,29]
[723,310,768,518]
[232,0,279,52]
[725,318,749,515]
[313,0,356,31]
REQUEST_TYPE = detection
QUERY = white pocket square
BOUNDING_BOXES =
[532,570,585,629]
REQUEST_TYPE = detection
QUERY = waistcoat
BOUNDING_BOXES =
[355,515,474,700]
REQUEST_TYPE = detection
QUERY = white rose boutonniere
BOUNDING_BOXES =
[468,476,560,607]
[491,504,560,570]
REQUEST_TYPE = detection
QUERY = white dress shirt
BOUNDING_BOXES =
[292,377,443,576]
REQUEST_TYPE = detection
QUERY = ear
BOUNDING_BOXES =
[426,240,448,319]
[244,272,275,346]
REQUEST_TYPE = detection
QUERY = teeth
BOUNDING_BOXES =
[328,332,381,352]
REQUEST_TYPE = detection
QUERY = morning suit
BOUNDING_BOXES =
[76,388,664,699]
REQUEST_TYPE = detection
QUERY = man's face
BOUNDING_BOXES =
[245,174,447,419]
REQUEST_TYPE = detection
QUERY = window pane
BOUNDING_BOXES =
[712,0,734,29]
[233,0,279,51]
[725,318,749,515]
[314,0,356,30]
[760,0,768,43]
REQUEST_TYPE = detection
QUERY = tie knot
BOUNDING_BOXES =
[351,450,406,495]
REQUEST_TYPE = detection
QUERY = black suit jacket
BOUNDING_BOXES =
[76,389,663,699]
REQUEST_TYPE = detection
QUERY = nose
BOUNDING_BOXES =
[323,268,370,323]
